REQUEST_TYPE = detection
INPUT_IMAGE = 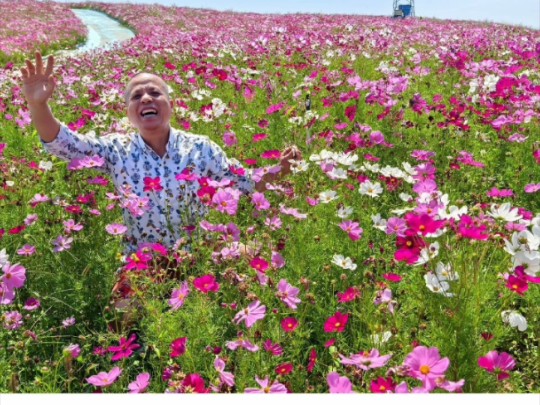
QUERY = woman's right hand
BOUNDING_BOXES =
[20,52,55,106]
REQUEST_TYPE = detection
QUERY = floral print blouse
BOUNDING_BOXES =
[42,125,254,253]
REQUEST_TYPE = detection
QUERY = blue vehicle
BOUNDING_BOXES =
[393,0,415,18]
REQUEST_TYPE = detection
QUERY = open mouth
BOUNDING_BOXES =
[140,108,158,117]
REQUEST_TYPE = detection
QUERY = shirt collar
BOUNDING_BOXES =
[135,127,178,157]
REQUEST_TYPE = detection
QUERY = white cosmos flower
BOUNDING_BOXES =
[438,205,468,221]
[415,242,440,265]
[371,214,387,231]
[402,161,417,176]
[337,206,354,219]
[0,248,9,268]
[331,254,357,271]
[399,193,413,202]
[488,203,522,222]
[513,251,540,276]
[501,310,527,331]
[359,180,383,198]
[39,161,53,171]
[435,262,459,281]
[290,160,309,174]
[326,168,348,180]
[424,273,453,297]
[504,231,540,255]
[334,153,358,166]
[318,190,339,203]
[370,331,393,345]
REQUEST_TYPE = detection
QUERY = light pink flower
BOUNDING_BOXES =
[252,192,270,211]
[214,357,235,387]
[128,372,150,393]
[169,281,190,310]
[2,262,26,290]
[105,223,128,235]
[327,372,354,393]
[17,245,36,256]
[339,349,392,371]
[404,346,450,391]
[245,376,288,393]
[226,337,259,352]
[276,279,301,310]
[233,300,266,328]
[87,367,122,387]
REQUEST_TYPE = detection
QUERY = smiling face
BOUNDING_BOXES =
[125,73,173,136]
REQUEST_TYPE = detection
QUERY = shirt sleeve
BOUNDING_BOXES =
[202,139,254,194]
[41,124,110,171]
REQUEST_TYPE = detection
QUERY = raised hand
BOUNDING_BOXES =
[20,52,56,106]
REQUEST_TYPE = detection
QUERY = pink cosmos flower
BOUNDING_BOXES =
[2,262,26,290]
[62,316,76,328]
[176,168,198,182]
[223,131,237,147]
[108,334,140,362]
[281,317,299,333]
[339,221,363,241]
[386,217,408,237]
[169,281,190,309]
[143,177,163,192]
[214,357,235,387]
[271,251,286,269]
[87,367,122,387]
[395,230,426,264]
[404,346,450,391]
[276,279,301,309]
[327,372,354,393]
[405,213,444,236]
[383,273,403,283]
[252,192,270,211]
[179,374,210,393]
[263,339,283,356]
[261,150,281,160]
[307,349,317,373]
[226,337,259,352]
[170,337,188,358]
[324,312,349,333]
[275,362,293,376]
[128,372,151,393]
[17,244,36,256]
[63,219,83,234]
[266,103,285,115]
[23,297,41,311]
[105,223,128,235]
[371,377,396,393]
[234,301,266,328]
[245,376,288,393]
[337,287,361,303]
[3,311,23,330]
[478,351,515,380]
[250,257,269,273]
[53,235,73,253]
[64,344,81,359]
[252,133,268,142]
[193,274,220,294]
[458,215,489,240]
[524,183,540,193]
[340,349,392,371]
[212,189,239,215]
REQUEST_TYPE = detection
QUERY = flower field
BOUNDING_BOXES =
[0,0,86,63]
[1,0,539,394]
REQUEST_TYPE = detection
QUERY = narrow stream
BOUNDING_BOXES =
[60,9,136,55]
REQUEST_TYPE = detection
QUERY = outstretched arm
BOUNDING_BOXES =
[20,52,60,143]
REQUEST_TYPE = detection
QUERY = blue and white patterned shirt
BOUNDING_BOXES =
[42,125,254,253]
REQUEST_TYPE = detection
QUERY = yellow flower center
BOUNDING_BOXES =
[420,365,431,375]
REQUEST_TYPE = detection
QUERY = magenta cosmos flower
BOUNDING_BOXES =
[404,346,450,391]
[245,376,288,393]
[143,176,163,192]
[327,372,354,393]
[87,366,122,387]
[193,274,220,294]
[108,334,140,362]
[170,337,188,358]
[234,300,266,328]
[478,351,516,380]
[324,312,349,333]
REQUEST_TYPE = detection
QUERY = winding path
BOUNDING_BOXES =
[60,9,135,55]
